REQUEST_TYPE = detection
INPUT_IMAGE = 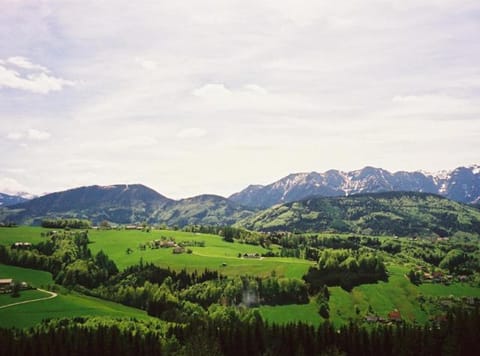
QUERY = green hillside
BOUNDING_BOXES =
[237,192,480,236]
[0,264,158,328]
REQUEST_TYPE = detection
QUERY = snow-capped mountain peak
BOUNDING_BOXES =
[229,165,480,208]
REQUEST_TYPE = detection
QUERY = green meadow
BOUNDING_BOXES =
[1,226,480,329]
[0,227,312,278]
[0,263,54,287]
[0,289,49,307]
[258,299,323,326]
[0,263,158,329]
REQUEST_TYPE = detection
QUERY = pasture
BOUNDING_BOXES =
[0,263,158,329]
[0,227,312,278]
[1,227,480,329]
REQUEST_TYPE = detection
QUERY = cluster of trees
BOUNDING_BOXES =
[182,225,268,245]
[84,261,307,322]
[381,237,480,276]
[303,249,388,291]
[179,276,309,309]
[1,307,479,356]
[41,218,92,229]
[267,233,382,261]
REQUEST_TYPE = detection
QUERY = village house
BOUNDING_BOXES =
[12,242,32,249]
[388,309,402,322]
[243,253,261,259]
[172,246,185,254]
[160,240,176,248]
[0,278,13,293]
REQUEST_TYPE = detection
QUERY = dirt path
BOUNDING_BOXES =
[0,288,57,310]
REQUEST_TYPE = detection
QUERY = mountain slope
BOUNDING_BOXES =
[2,185,255,226]
[236,192,480,236]
[0,193,30,207]
[152,194,255,227]
[6,184,172,225]
[229,165,480,208]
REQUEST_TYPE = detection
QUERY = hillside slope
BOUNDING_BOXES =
[237,192,480,236]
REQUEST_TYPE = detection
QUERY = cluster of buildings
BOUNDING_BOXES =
[364,309,402,324]
[149,239,185,254]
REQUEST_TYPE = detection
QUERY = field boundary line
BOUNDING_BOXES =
[0,288,57,310]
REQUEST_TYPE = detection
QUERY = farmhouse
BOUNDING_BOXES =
[388,309,402,322]
[160,240,176,248]
[0,278,13,292]
[12,242,32,249]
[243,253,261,259]
[172,246,185,254]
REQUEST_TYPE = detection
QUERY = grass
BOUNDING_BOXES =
[0,289,49,307]
[258,299,323,326]
[0,226,49,245]
[0,264,158,329]
[0,292,158,329]
[0,227,312,278]
[418,282,480,297]
[2,227,480,328]
[87,229,312,278]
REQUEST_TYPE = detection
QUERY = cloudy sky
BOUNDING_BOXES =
[1,0,479,198]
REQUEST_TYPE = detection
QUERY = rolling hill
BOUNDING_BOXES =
[236,191,480,236]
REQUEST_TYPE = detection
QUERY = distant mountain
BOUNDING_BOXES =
[229,165,480,208]
[1,184,255,226]
[236,191,480,236]
[4,184,172,225]
[0,193,30,207]
[152,194,254,227]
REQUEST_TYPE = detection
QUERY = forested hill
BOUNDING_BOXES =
[236,192,480,236]
[1,184,255,226]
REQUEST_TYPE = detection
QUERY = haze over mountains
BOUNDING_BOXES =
[1,165,480,230]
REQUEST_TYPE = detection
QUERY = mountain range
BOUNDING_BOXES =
[229,165,480,208]
[0,184,254,227]
[1,165,480,235]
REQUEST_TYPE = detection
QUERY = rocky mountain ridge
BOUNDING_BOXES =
[229,165,480,208]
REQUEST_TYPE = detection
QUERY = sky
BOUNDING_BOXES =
[1,0,480,199]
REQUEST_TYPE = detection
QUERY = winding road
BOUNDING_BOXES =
[0,288,58,310]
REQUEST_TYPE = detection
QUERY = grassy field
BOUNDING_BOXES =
[258,299,323,326]
[0,264,158,329]
[0,226,48,245]
[1,227,480,329]
[0,263,54,287]
[0,289,49,307]
[0,227,312,278]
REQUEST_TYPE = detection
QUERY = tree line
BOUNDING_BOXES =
[0,307,479,355]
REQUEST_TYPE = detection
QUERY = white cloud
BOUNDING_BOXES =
[193,83,232,99]
[7,56,49,72]
[390,94,478,117]
[134,57,158,70]
[6,132,23,140]
[0,57,75,94]
[0,177,30,195]
[0,0,479,198]
[6,129,51,141]
[27,128,51,140]
[176,128,207,139]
